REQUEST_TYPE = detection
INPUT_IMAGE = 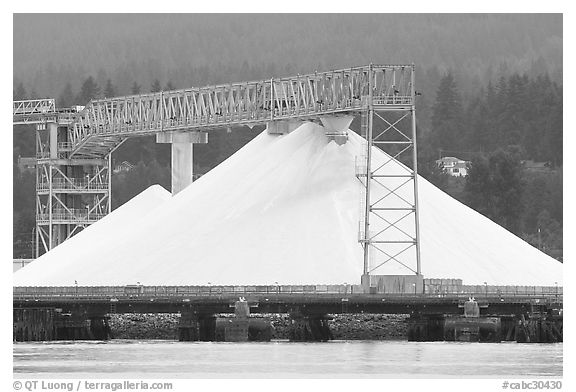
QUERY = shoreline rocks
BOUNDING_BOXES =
[108,313,409,340]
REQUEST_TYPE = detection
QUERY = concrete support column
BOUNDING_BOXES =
[171,143,193,195]
[156,131,208,195]
[48,123,58,159]
[223,300,250,342]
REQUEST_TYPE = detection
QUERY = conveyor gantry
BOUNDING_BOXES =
[13,64,421,288]
[66,64,414,157]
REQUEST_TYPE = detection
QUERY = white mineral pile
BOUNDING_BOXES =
[13,185,171,285]
[13,123,562,286]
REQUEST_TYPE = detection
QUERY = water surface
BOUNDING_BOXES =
[13,340,562,378]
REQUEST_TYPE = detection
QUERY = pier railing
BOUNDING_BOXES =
[12,284,563,301]
[37,179,109,192]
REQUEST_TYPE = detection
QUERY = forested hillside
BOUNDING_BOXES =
[14,14,562,99]
[13,14,562,260]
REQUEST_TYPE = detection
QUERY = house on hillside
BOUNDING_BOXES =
[436,156,470,177]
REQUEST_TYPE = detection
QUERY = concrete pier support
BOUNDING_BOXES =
[178,302,272,342]
[288,313,333,342]
[444,316,500,342]
[156,131,208,195]
[223,300,250,342]
[213,317,272,342]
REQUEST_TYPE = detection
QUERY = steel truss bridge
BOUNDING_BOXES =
[13,64,420,287]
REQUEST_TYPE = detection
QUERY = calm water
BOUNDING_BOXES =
[13,340,562,378]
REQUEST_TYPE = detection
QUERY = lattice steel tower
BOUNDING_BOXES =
[14,100,113,257]
[355,65,421,290]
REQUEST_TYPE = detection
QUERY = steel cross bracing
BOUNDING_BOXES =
[355,66,421,284]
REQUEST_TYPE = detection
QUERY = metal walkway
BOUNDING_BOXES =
[65,64,414,158]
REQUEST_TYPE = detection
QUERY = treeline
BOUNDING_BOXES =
[14,14,562,100]
[421,72,563,166]
[465,150,562,257]
[419,72,562,260]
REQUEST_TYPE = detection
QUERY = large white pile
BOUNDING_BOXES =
[13,123,562,286]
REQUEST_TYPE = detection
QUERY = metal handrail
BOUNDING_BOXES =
[37,209,106,222]
[12,284,563,301]
[36,179,108,191]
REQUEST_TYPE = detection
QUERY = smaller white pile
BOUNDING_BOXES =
[14,185,171,284]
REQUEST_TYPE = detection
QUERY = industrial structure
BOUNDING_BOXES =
[13,64,563,343]
[13,64,420,287]
[13,285,563,343]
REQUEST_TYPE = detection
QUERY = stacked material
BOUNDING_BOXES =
[14,185,171,284]
[14,123,562,286]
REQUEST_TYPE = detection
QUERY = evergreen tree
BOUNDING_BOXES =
[464,149,524,233]
[104,78,116,98]
[164,81,175,91]
[14,81,27,100]
[58,82,75,107]
[131,81,141,95]
[544,83,562,166]
[151,79,162,93]
[76,76,100,104]
[500,73,529,149]
[429,72,463,153]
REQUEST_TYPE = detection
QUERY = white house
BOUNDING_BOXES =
[435,156,470,177]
